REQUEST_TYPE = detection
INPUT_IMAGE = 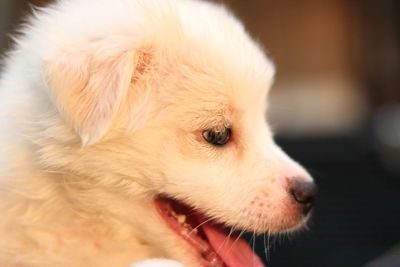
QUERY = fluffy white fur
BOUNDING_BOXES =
[0,0,313,266]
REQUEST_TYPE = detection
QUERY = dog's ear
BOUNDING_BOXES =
[45,41,149,146]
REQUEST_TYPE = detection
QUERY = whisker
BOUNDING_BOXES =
[226,229,245,255]
[189,217,214,235]
[252,231,256,267]
[266,231,271,261]
[263,232,267,260]
[215,226,236,254]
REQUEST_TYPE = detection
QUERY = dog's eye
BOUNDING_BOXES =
[202,127,231,146]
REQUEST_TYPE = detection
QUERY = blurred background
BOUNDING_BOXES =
[1,0,399,266]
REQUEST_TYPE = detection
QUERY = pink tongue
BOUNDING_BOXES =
[201,223,265,267]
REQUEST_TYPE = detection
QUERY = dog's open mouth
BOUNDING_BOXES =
[155,197,265,267]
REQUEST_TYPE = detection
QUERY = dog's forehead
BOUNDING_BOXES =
[174,45,273,112]
[157,47,273,131]
[146,0,275,127]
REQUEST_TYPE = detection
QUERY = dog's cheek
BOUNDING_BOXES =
[138,127,304,232]
[154,133,228,191]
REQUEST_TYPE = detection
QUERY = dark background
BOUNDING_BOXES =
[1,1,400,266]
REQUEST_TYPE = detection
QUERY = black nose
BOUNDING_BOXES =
[289,179,318,215]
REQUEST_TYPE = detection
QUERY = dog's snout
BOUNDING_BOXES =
[288,178,317,215]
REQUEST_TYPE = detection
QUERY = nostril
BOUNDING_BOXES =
[290,182,317,204]
[289,179,318,213]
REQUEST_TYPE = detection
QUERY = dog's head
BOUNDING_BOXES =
[41,0,316,265]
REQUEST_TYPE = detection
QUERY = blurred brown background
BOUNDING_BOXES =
[1,1,400,267]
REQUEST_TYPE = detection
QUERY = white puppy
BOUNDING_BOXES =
[0,0,317,266]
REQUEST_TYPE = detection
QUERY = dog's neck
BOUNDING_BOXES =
[0,143,163,266]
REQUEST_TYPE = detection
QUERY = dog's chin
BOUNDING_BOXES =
[153,196,310,267]
[265,208,311,235]
[271,213,311,235]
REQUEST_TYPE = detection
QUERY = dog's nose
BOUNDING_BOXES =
[288,178,318,215]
